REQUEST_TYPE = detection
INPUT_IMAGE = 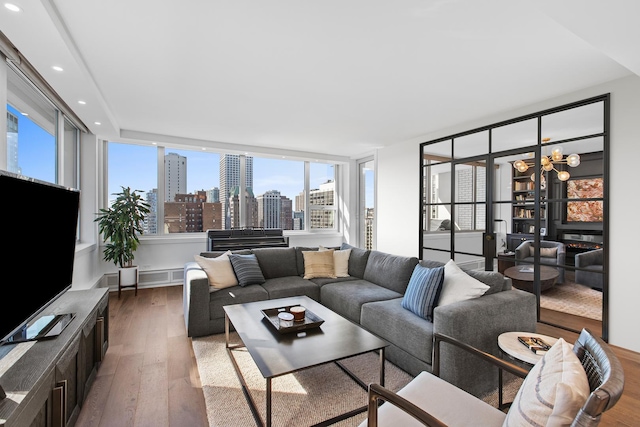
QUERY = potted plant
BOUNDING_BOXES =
[95,186,150,297]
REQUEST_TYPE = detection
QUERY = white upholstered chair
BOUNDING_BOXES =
[363,329,624,427]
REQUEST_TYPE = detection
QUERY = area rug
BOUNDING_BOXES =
[192,333,414,427]
[539,280,602,321]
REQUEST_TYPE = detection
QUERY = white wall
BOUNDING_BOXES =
[376,75,640,353]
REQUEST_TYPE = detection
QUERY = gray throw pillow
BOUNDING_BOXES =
[228,254,266,286]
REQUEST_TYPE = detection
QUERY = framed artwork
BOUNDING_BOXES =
[566,177,604,222]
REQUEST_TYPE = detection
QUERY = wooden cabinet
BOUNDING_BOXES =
[0,288,109,427]
[506,233,535,252]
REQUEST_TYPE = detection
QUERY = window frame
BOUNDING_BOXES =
[102,141,342,236]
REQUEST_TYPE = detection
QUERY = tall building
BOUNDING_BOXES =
[206,187,220,203]
[365,207,375,250]
[220,154,253,229]
[164,152,187,202]
[295,191,305,211]
[257,190,282,229]
[228,186,258,229]
[293,211,304,230]
[309,180,335,229]
[165,191,222,233]
[280,195,293,230]
[6,111,20,174]
[145,189,158,234]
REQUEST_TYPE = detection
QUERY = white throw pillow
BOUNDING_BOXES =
[503,338,590,427]
[194,251,239,289]
[319,245,351,277]
[437,260,489,307]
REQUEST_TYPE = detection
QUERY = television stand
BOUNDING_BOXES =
[3,313,75,344]
[0,288,109,427]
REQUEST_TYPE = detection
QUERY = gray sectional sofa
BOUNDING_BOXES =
[183,243,537,397]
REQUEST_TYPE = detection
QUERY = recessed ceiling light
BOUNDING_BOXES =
[202,147,206,151]
[52,66,63,72]
[20,112,28,116]
[94,121,101,125]
[78,100,86,105]
[4,3,21,12]
[152,142,157,145]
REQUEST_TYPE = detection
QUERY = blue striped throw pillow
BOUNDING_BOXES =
[228,254,266,286]
[401,265,445,321]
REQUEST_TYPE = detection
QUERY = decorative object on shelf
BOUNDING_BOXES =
[513,144,581,184]
[95,186,150,298]
[494,219,507,253]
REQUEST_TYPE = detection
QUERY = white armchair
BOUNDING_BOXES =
[363,329,624,427]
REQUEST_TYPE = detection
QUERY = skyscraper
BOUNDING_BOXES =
[220,154,253,229]
[207,187,220,203]
[6,111,20,174]
[257,190,282,229]
[145,189,158,234]
[164,152,187,202]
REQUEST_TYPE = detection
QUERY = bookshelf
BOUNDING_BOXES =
[512,168,546,237]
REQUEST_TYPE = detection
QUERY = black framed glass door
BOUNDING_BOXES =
[420,95,608,340]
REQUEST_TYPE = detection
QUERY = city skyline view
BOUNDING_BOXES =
[6,108,373,213]
[107,142,336,203]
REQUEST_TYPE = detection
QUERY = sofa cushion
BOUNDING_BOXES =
[320,279,402,323]
[194,252,238,289]
[261,276,321,301]
[208,284,269,320]
[438,260,490,307]
[503,338,590,427]
[340,243,370,278]
[320,245,351,277]
[228,253,266,286]
[303,250,337,279]
[363,250,419,294]
[309,276,359,287]
[401,265,445,321]
[464,269,506,296]
[361,298,435,365]
[252,247,298,279]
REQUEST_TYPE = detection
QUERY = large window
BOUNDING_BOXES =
[6,67,57,183]
[106,142,339,234]
[309,163,336,229]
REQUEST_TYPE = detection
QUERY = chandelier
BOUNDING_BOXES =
[513,146,581,183]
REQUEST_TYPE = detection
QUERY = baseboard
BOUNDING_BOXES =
[104,267,184,293]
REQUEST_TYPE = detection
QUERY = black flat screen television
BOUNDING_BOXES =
[0,170,80,345]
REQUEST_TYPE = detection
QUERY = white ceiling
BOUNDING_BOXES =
[1,0,638,159]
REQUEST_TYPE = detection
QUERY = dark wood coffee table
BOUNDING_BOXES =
[223,295,389,427]
[504,265,559,292]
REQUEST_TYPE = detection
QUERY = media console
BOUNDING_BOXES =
[0,288,109,427]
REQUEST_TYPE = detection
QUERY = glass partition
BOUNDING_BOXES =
[420,95,608,340]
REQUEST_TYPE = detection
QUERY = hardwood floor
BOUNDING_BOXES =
[75,286,208,427]
[76,286,639,427]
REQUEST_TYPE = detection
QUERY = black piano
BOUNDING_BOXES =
[206,227,289,251]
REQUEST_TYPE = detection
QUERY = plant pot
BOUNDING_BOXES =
[118,266,139,298]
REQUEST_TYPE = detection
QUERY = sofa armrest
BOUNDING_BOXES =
[432,289,537,397]
[183,262,213,337]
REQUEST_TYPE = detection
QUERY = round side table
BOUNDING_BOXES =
[497,331,558,408]
[498,331,558,366]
